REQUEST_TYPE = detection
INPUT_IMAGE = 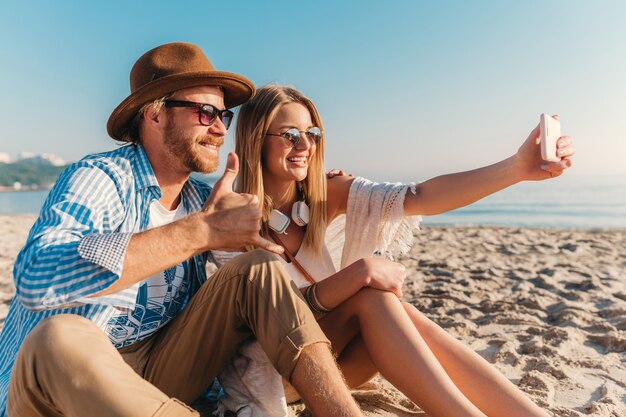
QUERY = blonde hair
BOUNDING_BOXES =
[122,95,170,144]
[235,85,327,253]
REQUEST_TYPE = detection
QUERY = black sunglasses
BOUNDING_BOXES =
[266,127,323,147]
[164,100,234,130]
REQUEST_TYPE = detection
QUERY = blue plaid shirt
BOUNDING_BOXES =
[0,144,212,415]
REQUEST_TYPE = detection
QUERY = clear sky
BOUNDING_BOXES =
[1,1,625,181]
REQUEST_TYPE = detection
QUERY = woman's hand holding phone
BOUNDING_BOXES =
[514,114,574,181]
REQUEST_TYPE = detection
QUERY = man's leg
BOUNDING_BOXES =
[7,314,197,417]
[291,343,363,417]
[143,249,362,416]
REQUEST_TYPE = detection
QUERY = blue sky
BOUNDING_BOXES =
[1,1,625,181]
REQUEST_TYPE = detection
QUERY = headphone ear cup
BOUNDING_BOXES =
[291,201,310,226]
[269,210,291,234]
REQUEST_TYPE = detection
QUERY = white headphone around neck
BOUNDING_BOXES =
[268,201,310,234]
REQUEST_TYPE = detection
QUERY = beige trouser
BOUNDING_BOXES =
[7,250,328,417]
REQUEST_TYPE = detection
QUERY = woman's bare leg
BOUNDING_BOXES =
[319,287,548,417]
[319,288,487,417]
[401,303,550,417]
[316,303,378,387]
[335,334,379,388]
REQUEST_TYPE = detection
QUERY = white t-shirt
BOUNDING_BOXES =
[106,199,189,347]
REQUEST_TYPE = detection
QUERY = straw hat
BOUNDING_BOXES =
[107,42,255,141]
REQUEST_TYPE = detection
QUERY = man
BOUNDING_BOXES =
[0,42,363,417]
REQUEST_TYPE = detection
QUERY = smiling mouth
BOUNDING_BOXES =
[198,136,224,152]
[287,156,307,164]
[199,142,220,151]
[198,134,224,149]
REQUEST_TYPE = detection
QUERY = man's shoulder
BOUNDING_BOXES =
[77,145,136,170]
[59,145,137,192]
[64,145,138,183]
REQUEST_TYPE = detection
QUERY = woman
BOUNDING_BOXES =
[223,85,574,417]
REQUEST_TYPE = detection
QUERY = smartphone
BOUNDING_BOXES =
[540,113,561,162]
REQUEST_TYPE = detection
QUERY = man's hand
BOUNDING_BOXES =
[200,152,283,254]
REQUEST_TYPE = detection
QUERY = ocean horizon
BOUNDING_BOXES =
[1,174,624,229]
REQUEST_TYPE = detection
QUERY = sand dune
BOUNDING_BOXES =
[1,215,624,416]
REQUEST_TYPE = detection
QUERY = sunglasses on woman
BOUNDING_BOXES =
[266,127,323,148]
[164,100,234,130]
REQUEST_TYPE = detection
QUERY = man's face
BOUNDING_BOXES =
[162,86,227,174]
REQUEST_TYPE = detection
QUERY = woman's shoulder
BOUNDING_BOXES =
[327,174,355,192]
[327,175,356,220]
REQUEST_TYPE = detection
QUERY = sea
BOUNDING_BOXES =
[1,174,625,229]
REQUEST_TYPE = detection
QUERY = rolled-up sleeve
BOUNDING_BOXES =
[78,232,132,276]
[13,161,138,311]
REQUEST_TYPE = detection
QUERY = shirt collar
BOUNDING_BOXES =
[131,144,161,192]
[131,143,209,210]
[181,178,209,212]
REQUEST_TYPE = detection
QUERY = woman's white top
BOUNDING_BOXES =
[279,241,336,288]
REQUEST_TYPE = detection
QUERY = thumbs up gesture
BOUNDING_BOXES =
[200,152,284,254]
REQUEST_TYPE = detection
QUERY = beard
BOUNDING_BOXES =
[164,121,224,174]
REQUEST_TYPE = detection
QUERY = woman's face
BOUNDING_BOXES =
[262,102,318,184]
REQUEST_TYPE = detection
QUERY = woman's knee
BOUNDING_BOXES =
[351,287,399,309]
[402,302,437,334]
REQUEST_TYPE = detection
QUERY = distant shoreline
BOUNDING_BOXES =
[0,186,51,193]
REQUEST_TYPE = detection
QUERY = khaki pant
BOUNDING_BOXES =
[8,250,328,417]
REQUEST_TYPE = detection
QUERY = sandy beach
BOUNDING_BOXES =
[1,215,624,416]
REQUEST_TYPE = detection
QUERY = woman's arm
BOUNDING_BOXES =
[302,258,407,312]
[404,122,574,216]
[326,174,355,220]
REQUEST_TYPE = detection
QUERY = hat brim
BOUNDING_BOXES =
[107,71,255,141]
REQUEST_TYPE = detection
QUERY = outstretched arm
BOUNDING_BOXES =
[404,119,574,216]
